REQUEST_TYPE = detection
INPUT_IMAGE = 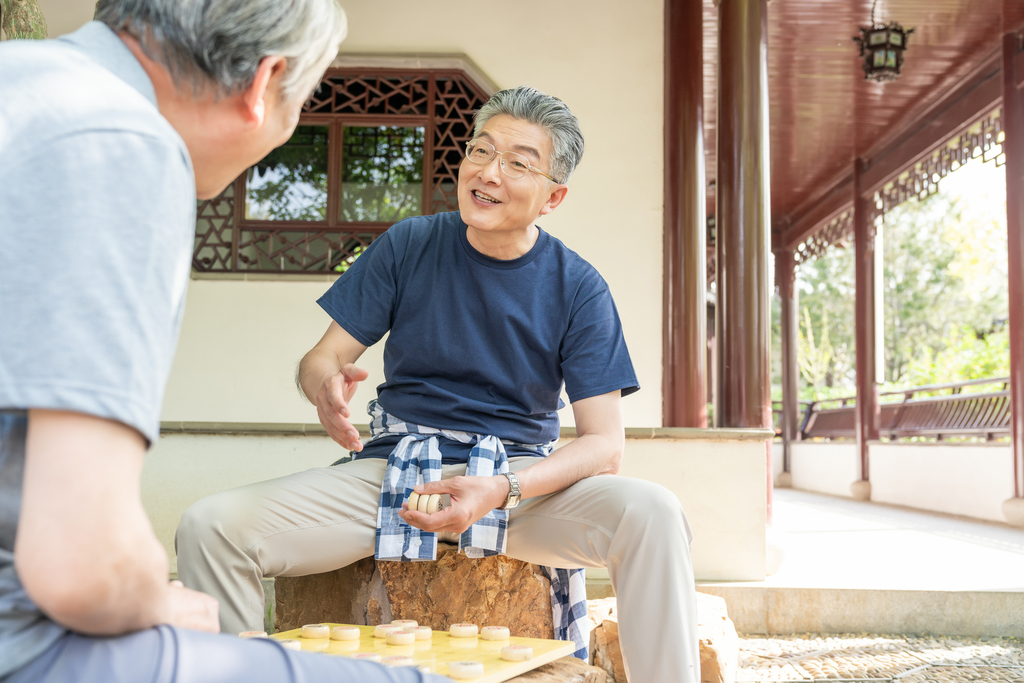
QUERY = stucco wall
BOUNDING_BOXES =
[148,431,769,581]
[869,443,1015,523]
[790,442,859,498]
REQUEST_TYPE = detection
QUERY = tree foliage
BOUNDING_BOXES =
[784,159,1009,401]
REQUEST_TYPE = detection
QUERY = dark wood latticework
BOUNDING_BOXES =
[794,210,854,266]
[792,109,1003,267]
[192,69,490,273]
[873,110,1004,220]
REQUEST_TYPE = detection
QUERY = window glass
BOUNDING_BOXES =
[341,126,425,222]
[245,125,329,221]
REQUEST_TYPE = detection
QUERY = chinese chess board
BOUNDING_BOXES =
[270,623,575,682]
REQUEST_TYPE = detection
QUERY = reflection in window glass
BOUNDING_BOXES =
[341,126,424,222]
[246,125,329,221]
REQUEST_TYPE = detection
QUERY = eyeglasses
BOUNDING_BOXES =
[464,139,560,183]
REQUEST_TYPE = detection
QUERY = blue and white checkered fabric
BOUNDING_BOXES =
[368,400,590,660]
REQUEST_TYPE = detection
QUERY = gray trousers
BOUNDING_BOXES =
[5,625,442,683]
[175,456,700,683]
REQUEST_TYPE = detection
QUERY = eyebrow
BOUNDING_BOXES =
[478,132,543,163]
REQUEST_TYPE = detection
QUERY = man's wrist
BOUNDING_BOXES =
[494,474,511,508]
[497,471,522,510]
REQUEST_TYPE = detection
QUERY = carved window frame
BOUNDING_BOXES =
[192,58,495,275]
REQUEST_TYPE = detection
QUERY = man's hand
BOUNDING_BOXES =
[162,580,219,632]
[298,322,369,451]
[399,475,510,534]
[314,363,369,451]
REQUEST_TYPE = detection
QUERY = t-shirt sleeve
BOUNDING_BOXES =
[316,231,399,346]
[0,130,195,445]
[560,274,640,403]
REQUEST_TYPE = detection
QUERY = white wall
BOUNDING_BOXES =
[790,442,859,498]
[149,431,769,580]
[771,440,784,485]
[870,443,1015,523]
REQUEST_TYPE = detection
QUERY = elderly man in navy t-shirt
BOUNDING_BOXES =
[177,86,700,683]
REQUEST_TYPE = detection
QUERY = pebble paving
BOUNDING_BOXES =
[737,634,1024,682]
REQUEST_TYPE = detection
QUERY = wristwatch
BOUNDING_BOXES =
[499,471,522,510]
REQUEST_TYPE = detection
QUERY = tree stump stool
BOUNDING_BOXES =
[275,542,555,637]
[275,542,606,681]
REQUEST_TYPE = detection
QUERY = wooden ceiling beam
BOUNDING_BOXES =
[780,52,1005,251]
[859,56,1003,197]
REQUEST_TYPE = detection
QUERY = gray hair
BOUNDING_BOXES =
[94,0,347,101]
[473,86,584,184]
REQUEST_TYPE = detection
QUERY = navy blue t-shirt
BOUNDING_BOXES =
[317,211,638,461]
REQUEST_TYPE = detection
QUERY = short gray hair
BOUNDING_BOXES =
[94,0,347,101]
[473,86,584,184]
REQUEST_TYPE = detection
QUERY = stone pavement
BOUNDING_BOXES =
[737,633,1024,682]
[699,489,1024,636]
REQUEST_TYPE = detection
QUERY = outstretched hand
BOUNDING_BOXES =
[314,363,369,451]
[399,475,511,534]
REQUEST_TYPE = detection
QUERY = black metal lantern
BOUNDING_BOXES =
[853,2,914,83]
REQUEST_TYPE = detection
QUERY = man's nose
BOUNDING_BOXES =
[480,154,503,182]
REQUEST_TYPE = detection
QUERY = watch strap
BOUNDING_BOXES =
[499,471,521,510]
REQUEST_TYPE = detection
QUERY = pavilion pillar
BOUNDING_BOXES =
[716,0,771,525]
[852,158,878,501]
[1001,26,1024,527]
[776,248,798,487]
[714,0,771,431]
[663,0,707,428]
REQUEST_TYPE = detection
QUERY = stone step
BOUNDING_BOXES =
[696,585,1024,636]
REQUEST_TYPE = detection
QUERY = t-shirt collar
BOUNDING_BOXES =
[457,218,549,270]
[59,21,157,107]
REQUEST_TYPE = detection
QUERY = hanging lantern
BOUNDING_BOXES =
[853,22,914,81]
[853,0,914,83]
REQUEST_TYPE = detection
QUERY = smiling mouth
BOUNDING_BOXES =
[472,190,501,204]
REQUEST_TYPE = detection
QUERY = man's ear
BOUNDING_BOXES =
[538,184,569,217]
[240,56,288,128]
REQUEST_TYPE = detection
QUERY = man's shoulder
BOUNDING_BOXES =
[382,211,461,251]
[0,38,181,165]
[540,229,609,292]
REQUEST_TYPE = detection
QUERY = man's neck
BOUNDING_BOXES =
[465,224,540,260]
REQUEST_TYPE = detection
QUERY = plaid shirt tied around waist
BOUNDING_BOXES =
[367,400,590,660]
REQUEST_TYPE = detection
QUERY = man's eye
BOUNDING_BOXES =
[511,160,528,170]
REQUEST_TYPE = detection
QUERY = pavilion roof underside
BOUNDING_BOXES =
[699,0,1020,244]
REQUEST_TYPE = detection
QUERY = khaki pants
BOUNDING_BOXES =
[175,456,699,683]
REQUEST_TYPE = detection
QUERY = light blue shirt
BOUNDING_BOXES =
[0,22,194,677]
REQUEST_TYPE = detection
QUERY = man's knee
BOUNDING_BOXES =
[175,489,249,555]
[606,478,690,541]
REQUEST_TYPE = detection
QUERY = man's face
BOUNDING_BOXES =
[457,114,563,235]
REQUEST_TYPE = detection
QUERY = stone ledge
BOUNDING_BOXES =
[160,421,773,442]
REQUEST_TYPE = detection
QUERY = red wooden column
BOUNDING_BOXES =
[852,158,879,499]
[715,0,772,431]
[776,248,798,481]
[663,0,707,428]
[1002,26,1024,518]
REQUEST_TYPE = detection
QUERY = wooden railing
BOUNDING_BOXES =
[776,377,1011,441]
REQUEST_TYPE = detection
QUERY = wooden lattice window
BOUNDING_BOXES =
[193,68,490,273]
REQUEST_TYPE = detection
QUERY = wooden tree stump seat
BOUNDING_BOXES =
[274,542,607,682]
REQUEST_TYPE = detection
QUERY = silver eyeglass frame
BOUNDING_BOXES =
[464,139,561,183]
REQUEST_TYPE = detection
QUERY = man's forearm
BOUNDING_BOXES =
[297,345,343,403]
[514,431,623,501]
